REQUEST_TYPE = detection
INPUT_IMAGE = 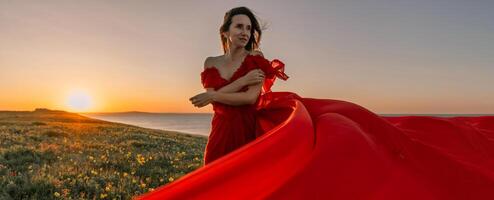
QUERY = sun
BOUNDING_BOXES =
[65,89,93,112]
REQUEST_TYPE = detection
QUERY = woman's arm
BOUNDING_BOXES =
[212,81,263,106]
[203,53,264,93]
[215,69,264,93]
[190,51,265,107]
[216,77,247,93]
[190,81,263,107]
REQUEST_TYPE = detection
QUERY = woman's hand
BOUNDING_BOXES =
[239,69,265,86]
[189,91,217,108]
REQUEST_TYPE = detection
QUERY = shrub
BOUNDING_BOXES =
[42,130,68,137]
[31,122,46,126]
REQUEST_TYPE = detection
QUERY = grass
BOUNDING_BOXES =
[0,109,207,199]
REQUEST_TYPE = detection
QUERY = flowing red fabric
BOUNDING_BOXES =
[136,55,494,200]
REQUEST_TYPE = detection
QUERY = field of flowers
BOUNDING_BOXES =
[0,109,207,199]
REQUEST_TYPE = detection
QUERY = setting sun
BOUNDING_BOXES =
[65,90,93,112]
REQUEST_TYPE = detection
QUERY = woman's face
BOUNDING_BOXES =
[224,14,252,49]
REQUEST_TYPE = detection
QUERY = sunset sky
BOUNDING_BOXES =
[1,0,493,114]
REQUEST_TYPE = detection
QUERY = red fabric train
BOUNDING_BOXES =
[136,55,494,200]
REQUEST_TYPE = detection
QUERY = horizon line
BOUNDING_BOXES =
[1,108,493,116]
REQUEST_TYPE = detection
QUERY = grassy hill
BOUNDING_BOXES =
[0,109,207,200]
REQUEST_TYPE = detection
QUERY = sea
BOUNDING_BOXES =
[82,112,491,136]
[82,112,213,136]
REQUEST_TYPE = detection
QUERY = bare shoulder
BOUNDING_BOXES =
[249,50,264,57]
[203,55,222,70]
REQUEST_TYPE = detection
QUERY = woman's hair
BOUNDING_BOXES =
[220,7,263,53]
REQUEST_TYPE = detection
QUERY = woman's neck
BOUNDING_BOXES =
[224,47,248,62]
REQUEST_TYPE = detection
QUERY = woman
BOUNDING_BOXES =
[188,6,288,165]
[137,6,494,200]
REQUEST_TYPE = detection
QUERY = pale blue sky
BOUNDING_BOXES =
[1,0,493,113]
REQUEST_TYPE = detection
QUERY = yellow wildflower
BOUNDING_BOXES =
[136,154,146,165]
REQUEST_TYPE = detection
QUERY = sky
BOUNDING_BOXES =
[1,0,493,114]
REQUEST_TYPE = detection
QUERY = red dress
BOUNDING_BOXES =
[199,54,262,165]
[136,55,494,200]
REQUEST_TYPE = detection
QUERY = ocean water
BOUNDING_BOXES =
[82,113,212,136]
[82,112,492,137]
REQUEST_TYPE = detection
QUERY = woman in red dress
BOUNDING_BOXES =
[188,7,278,165]
[137,6,494,200]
